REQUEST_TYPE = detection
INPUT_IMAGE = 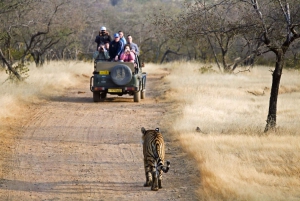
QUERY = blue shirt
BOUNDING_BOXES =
[120,37,127,46]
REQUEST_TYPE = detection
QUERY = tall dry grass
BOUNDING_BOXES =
[0,61,91,126]
[163,62,300,200]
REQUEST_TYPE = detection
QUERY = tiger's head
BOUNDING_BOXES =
[141,127,160,144]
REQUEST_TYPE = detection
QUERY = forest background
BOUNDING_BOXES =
[1,0,300,72]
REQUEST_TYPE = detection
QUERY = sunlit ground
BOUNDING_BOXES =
[162,62,300,200]
[1,61,300,200]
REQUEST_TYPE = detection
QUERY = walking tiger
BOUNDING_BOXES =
[141,127,170,191]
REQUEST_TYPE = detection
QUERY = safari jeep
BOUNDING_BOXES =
[90,56,146,102]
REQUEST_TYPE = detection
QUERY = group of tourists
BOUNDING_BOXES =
[94,26,139,63]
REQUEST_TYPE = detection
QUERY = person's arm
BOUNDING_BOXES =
[134,43,139,55]
[119,53,125,61]
[117,42,123,57]
[108,35,112,43]
[104,49,110,60]
[108,42,113,60]
[95,36,100,50]
[95,35,99,43]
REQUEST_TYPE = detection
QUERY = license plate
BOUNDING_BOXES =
[99,70,109,75]
[108,88,122,93]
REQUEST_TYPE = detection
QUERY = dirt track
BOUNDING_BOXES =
[0,70,200,200]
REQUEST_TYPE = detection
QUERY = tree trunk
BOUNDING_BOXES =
[264,51,284,132]
[31,50,45,67]
[0,48,21,80]
[207,36,221,71]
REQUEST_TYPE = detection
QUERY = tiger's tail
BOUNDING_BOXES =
[157,158,170,173]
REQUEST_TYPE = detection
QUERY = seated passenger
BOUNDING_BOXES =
[109,33,123,61]
[93,43,110,61]
[120,44,135,63]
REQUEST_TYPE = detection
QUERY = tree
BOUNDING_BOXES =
[0,0,34,79]
[243,0,300,131]
[152,0,300,131]
[152,0,258,70]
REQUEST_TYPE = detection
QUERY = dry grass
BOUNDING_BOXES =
[0,61,91,125]
[162,62,300,200]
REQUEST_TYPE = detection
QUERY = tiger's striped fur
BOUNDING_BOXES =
[141,127,170,191]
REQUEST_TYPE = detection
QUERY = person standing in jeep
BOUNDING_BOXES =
[95,26,112,50]
[127,35,139,56]
[109,33,123,61]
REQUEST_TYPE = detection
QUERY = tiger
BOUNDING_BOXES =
[141,127,170,191]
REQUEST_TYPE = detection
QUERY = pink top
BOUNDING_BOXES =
[120,52,135,63]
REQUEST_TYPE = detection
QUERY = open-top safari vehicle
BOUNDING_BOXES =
[90,56,146,102]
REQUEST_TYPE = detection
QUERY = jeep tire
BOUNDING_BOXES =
[93,91,100,102]
[141,90,146,99]
[111,64,132,86]
[134,91,140,102]
[100,92,107,99]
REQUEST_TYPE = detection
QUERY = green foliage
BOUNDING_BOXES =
[5,63,30,83]
[10,49,25,60]
[77,52,93,62]
[285,58,300,69]
[199,65,217,74]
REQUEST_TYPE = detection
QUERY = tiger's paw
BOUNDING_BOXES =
[144,181,152,187]
[158,180,162,189]
[151,187,159,191]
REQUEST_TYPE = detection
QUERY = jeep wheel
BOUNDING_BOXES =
[134,91,140,102]
[100,92,107,99]
[111,64,132,86]
[141,90,146,99]
[93,91,100,102]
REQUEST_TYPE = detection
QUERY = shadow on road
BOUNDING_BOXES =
[0,179,143,194]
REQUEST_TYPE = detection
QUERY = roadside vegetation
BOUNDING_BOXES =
[0,61,90,125]
[163,62,300,200]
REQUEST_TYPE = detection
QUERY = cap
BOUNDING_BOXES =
[114,33,119,38]
[100,26,106,31]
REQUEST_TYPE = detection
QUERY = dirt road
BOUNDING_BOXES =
[0,70,200,200]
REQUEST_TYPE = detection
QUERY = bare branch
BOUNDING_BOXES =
[0,48,21,80]
[250,0,269,43]
[235,68,251,74]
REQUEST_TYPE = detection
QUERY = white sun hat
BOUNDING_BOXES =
[100,26,106,31]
